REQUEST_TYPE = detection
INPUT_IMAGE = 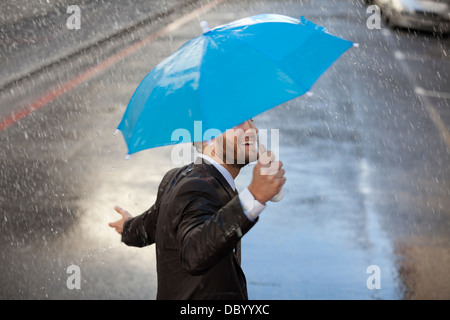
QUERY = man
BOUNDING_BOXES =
[109,119,286,299]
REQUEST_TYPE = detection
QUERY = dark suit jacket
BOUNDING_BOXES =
[121,159,258,300]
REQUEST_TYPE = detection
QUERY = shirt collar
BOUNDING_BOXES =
[198,154,236,192]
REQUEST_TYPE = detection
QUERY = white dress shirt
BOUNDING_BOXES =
[198,154,265,221]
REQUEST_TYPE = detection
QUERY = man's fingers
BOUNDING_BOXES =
[109,219,125,234]
[275,168,285,178]
[109,220,119,228]
[259,151,276,166]
[258,143,267,157]
[110,224,122,234]
[277,160,283,170]
[260,161,283,176]
[114,205,131,219]
[114,205,124,214]
[109,206,132,235]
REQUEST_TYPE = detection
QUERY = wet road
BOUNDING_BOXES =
[1,0,449,299]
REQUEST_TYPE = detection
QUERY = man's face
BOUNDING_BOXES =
[213,120,258,167]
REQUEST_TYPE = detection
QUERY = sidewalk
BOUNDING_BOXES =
[0,0,199,90]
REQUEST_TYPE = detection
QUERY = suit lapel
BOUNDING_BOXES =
[195,157,236,200]
[195,158,242,267]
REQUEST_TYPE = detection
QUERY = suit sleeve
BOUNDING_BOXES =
[121,204,157,247]
[176,179,258,276]
[121,168,178,247]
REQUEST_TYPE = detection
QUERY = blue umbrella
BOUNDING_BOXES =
[117,14,354,155]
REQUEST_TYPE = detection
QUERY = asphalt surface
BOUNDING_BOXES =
[1,0,449,299]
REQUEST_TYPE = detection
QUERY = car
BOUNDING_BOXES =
[374,0,450,34]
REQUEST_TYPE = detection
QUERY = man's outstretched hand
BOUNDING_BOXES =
[109,206,132,235]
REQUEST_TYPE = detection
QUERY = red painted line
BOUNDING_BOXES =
[0,0,224,132]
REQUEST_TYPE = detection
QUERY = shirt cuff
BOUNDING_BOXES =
[238,187,266,221]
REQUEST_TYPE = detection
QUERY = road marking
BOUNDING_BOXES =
[413,87,450,147]
[0,0,224,132]
[394,50,426,62]
[415,90,450,150]
[415,87,450,100]
[381,30,450,151]
[424,104,450,148]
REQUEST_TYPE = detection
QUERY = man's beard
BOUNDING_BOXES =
[213,132,258,166]
[224,143,257,167]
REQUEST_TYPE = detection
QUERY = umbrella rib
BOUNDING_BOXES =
[197,34,212,141]
[196,30,310,136]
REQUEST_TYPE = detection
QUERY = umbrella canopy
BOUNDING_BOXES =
[117,14,353,155]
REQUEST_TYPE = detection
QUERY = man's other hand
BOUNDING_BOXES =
[109,206,132,235]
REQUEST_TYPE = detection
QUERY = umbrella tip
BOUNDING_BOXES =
[124,154,131,160]
[306,91,314,97]
[353,42,360,48]
[200,21,210,33]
